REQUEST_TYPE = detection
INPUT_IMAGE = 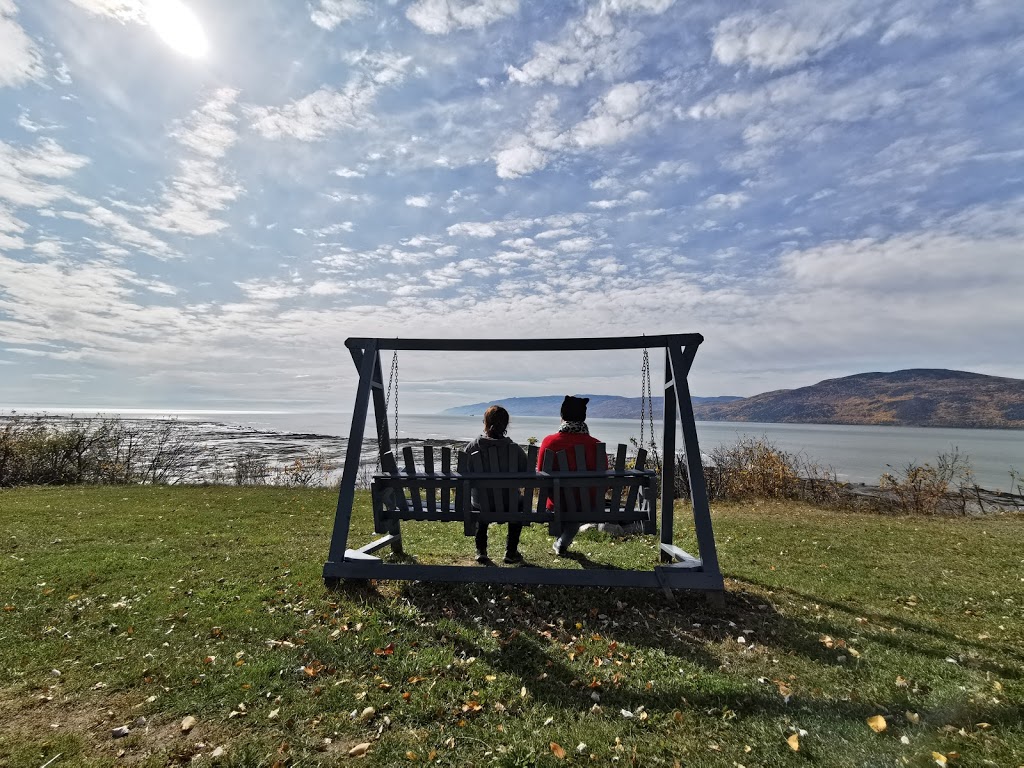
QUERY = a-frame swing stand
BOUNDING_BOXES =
[323,334,724,600]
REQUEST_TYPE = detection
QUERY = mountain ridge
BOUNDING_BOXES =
[442,369,1024,429]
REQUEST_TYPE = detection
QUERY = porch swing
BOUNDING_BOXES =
[323,334,724,601]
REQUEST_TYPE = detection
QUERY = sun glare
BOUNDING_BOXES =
[146,0,209,59]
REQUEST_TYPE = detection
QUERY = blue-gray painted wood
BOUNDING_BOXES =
[660,348,677,562]
[347,334,703,352]
[324,334,722,598]
[668,344,721,579]
[326,340,378,566]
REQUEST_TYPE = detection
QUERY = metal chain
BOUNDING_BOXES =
[376,352,399,473]
[640,350,648,448]
[387,351,399,447]
[640,348,660,468]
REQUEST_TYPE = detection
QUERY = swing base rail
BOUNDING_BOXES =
[323,557,724,593]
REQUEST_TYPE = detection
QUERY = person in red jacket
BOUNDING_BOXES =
[537,395,606,556]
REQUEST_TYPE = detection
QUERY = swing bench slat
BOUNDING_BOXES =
[370,442,657,537]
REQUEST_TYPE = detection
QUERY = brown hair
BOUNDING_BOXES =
[483,405,510,438]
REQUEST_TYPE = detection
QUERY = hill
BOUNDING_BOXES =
[692,369,1024,429]
[443,370,1024,429]
[441,394,741,419]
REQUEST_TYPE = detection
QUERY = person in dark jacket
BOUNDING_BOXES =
[464,405,527,564]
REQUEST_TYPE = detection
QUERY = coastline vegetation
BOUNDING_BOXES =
[1,414,1021,515]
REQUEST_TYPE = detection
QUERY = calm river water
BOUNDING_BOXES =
[8,408,1021,491]
[221,411,1021,491]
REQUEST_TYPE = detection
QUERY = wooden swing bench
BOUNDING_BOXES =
[370,443,658,542]
[324,334,725,600]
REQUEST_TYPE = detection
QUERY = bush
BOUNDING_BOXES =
[233,450,270,485]
[879,447,974,515]
[0,415,203,487]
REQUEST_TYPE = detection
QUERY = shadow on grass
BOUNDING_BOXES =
[735,576,1024,676]
[320,577,1024,739]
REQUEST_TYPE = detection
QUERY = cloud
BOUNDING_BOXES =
[334,166,365,178]
[309,0,368,30]
[405,195,431,207]
[62,204,175,259]
[712,4,875,71]
[147,88,242,236]
[0,0,45,87]
[64,0,146,23]
[704,192,749,210]
[235,279,303,302]
[556,236,595,253]
[447,221,498,238]
[494,144,547,179]
[406,0,518,35]
[507,1,673,87]
[0,137,89,208]
[493,93,566,178]
[246,53,411,141]
[572,81,654,148]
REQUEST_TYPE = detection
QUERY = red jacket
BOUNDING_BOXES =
[537,431,607,510]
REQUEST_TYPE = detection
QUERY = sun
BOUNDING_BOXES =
[145,0,209,59]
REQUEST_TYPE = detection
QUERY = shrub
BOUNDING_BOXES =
[233,449,270,485]
[879,447,974,515]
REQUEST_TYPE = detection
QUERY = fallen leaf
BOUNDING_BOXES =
[359,706,375,722]
[349,742,370,757]
[786,733,799,751]
[550,742,566,759]
[268,708,280,720]
[406,751,418,761]
[867,715,887,733]
[905,711,920,724]
[932,753,947,766]
[181,715,197,733]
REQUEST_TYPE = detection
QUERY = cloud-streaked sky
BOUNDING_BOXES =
[1,0,1022,413]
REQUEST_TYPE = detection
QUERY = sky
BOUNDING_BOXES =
[1,0,1023,414]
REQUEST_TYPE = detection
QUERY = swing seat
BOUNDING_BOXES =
[371,443,657,538]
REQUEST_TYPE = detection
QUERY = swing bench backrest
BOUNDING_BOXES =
[370,443,657,537]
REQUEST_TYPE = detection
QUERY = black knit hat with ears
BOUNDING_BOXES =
[560,395,589,422]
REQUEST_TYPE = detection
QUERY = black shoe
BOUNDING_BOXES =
[503,551,524,564]
[475,551,490,564]
[552,541,568,557]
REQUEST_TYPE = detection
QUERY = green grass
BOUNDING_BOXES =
[1,486,1021,767]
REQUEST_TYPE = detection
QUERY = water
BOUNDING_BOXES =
[5,408,1022,491]
[184,410,1024,490]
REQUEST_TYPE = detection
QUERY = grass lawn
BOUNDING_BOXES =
[1,486,1021,767]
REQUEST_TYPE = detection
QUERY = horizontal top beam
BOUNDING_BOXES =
[346,334,703,352]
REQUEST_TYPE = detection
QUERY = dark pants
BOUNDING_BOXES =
[476,522,523,556]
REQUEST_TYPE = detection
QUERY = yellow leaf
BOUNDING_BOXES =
[786,733,799,751]
[550,742,566,759]
[932,752,947,766]
[406,751,418,761]
[867,715,887,733]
